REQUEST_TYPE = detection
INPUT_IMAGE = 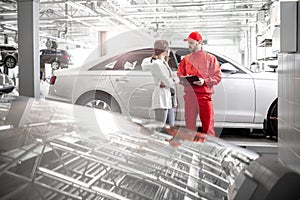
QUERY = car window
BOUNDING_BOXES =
[7,47,16,51]
[117,50,153,71]
[168,51,178,71]
[61,50,69,56]
[56,50,64,55]
[212,54,244,74]
[173,48,244,74]
[42,50,55,55]
[88,49,182,71]
[173,48,228,65]
[89,55,120,70]
[173,48,190,64]
[2,46,15,51]
[119,49,178,71]
[104,60,118,69]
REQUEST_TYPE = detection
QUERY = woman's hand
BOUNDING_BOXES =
[160,82,166,88]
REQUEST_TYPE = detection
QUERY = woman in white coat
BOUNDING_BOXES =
[149,40,178,127]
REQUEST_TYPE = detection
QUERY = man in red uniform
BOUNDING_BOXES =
[177,32,222,136]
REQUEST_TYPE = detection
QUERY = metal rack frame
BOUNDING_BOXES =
[0,98,258,200]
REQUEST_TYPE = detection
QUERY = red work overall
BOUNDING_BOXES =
[177,49,222,136]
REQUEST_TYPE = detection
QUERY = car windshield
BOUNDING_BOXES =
[214,52,252,73]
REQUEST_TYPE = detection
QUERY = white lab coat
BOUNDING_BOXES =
[144,58,178,109]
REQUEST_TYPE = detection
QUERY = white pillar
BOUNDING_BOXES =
[98,31,107,57]
[244,28,250,68]
[250,26,257,63]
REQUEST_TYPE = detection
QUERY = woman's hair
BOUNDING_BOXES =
[151,40,169,63]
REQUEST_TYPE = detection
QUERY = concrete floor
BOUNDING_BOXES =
[220,129,278,162]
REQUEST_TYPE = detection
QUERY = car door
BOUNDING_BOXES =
[213,63,255,123]
[109,49,155,119]
[173,48,255,124]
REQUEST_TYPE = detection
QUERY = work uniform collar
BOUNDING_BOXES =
[194,49,204,54]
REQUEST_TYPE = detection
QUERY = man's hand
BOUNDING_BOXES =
[193,78,204,86]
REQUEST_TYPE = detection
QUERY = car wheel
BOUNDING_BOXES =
[76,91,121,113]
[4,56,17,68]
[51,61,60,70]
[266,99,278,140]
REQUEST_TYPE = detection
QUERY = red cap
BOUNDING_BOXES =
[183,32,203,42]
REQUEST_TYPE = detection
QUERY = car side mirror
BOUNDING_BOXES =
[250,62,261,73]
[221,63,238,74]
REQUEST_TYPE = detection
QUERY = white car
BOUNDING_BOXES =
[47,47,278,138]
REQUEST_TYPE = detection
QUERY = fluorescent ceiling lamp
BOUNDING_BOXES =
[2,24,17,31]
[53,16,103,21]
[39,20,55,24]
[0,125,12,131]
[116,0,131,6]
[0,12,17,16]
[123,1,269,9]
[125,11,257,18]
[39,24,57,28]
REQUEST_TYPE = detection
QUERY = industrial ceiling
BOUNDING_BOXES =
[0,0,275,46]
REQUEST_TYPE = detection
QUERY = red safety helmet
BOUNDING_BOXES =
[183,32,203,42]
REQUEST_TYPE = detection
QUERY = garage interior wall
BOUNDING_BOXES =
[278,1,300,174]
